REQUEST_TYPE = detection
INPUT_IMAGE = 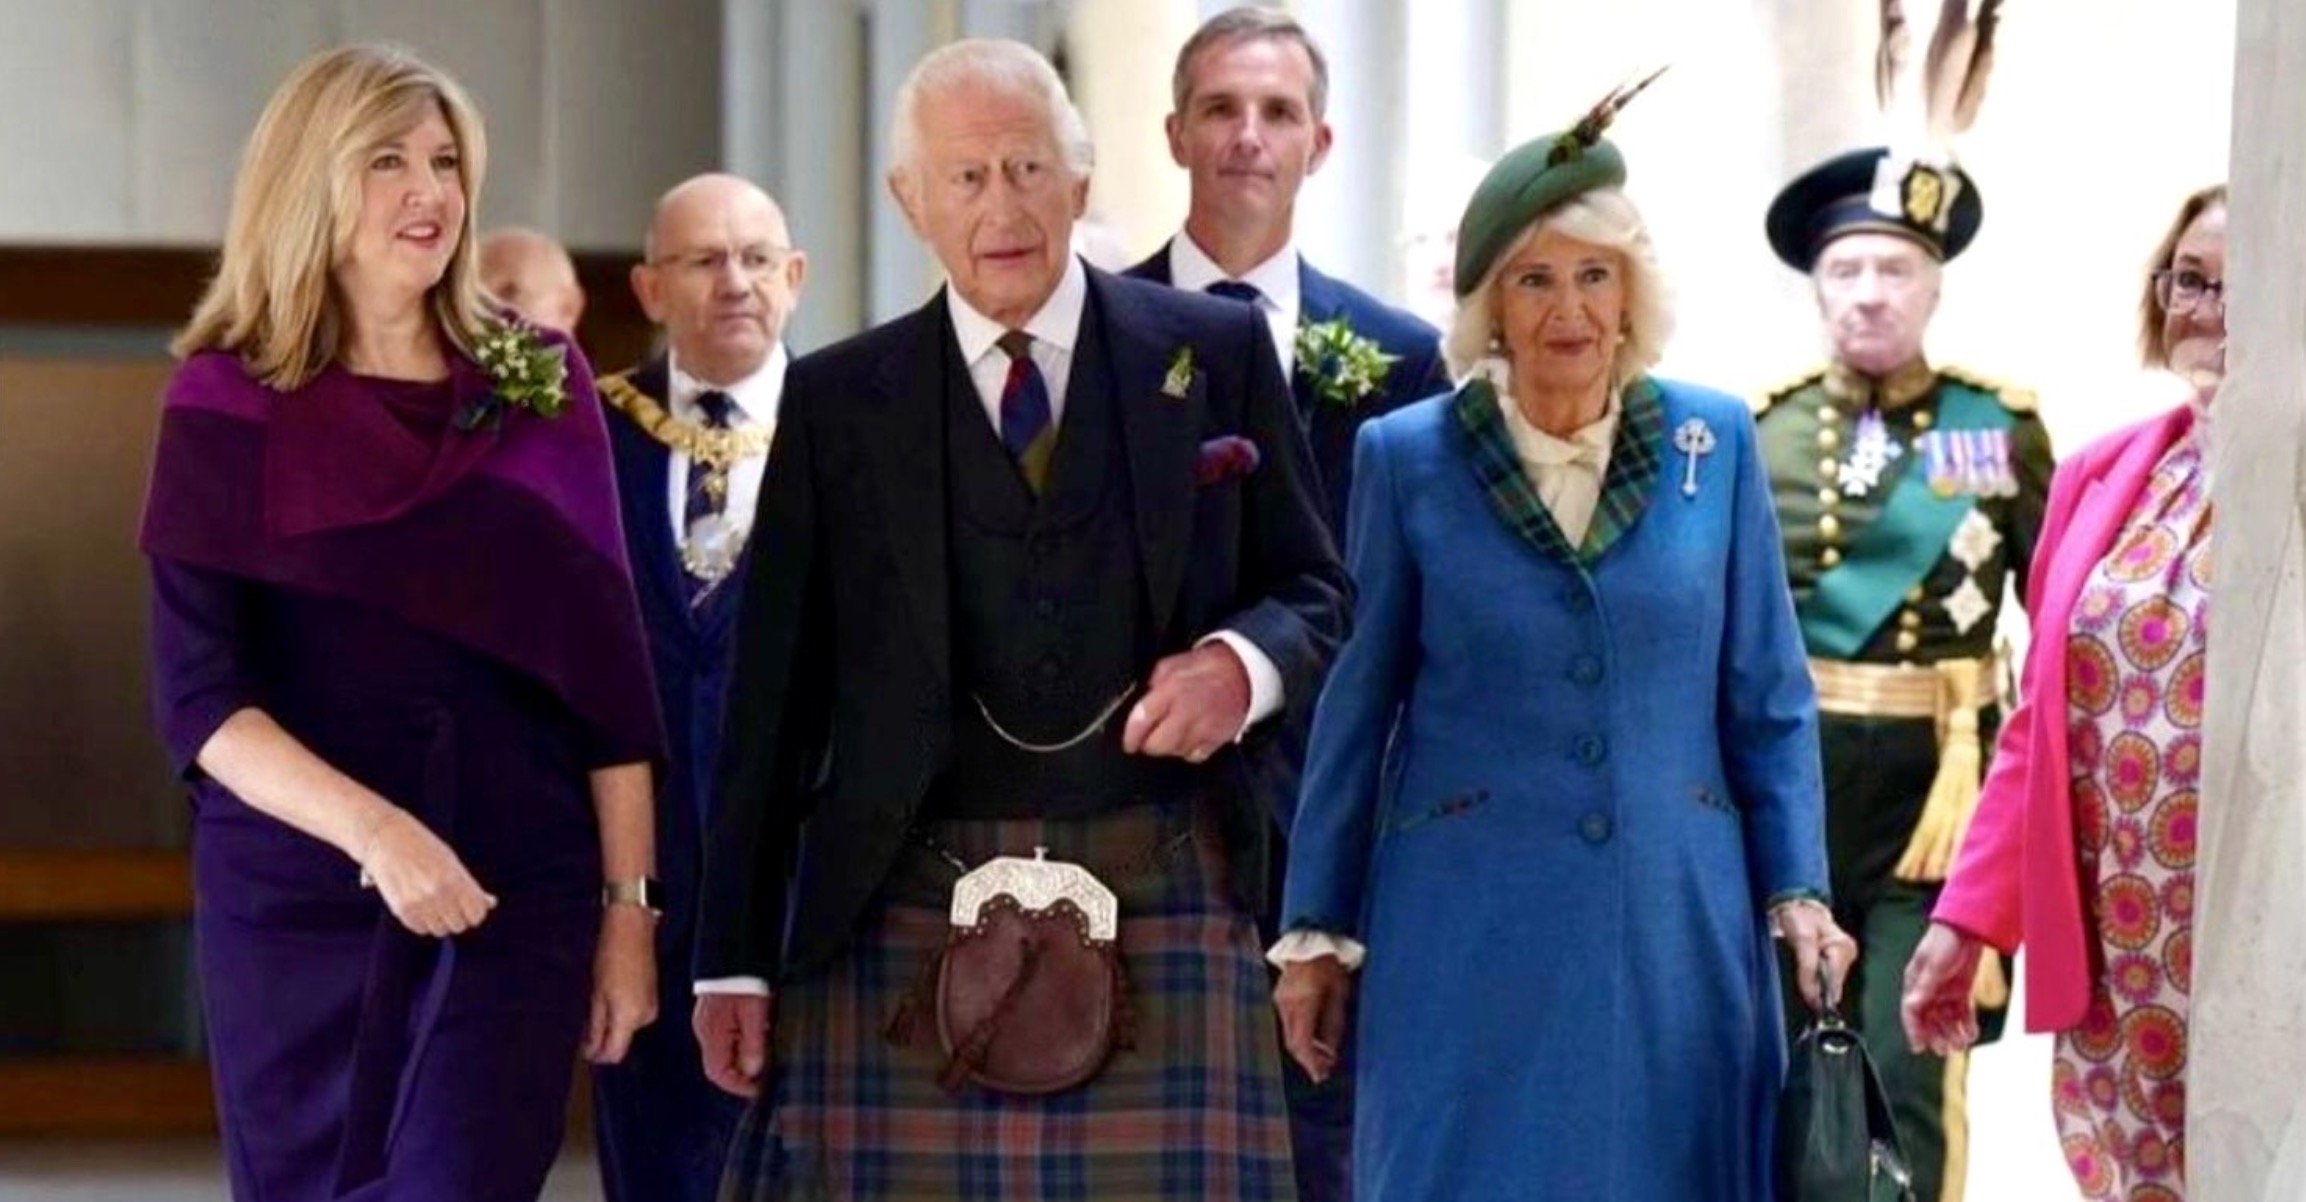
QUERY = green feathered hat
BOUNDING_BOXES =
[1453,68,1665,299]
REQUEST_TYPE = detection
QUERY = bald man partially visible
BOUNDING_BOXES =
[478,226,587,332]
[590,173,806,1202]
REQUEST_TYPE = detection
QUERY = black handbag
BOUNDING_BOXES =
[1775,999,1917,1202]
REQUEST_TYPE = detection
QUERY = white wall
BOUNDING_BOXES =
[0,0,722,251]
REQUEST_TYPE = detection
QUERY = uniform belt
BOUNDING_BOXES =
[1805,652,2013,1008]
[1806,658,1958,719]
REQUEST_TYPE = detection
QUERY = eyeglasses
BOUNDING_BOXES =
[2154,268,2226,313]
[650,244,793,280]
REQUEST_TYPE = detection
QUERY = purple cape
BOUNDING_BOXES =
[139,339,664,766]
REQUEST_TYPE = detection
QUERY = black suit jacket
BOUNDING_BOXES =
[694,266,1351,984]
[1125,243,1451,534]
[1127,244,1446,844]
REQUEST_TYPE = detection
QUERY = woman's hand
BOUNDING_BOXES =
[584,904,660,1065]
[1773,898,1859,1013]
[1901,921,1985,1056]
[1273,955,1353,1084]
[356,807,497,937]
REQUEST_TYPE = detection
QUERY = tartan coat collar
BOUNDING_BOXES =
[1450,374,1665,566]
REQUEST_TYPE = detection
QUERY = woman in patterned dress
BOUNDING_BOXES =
[1903,183,2229,1201]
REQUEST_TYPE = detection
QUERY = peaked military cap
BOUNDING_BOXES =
[1766,146,1982,272]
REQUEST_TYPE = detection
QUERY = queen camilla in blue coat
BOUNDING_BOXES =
[1269,95,1860,1202]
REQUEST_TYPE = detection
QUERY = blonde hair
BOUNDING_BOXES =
[173,44,491,389]
[1444,187,1675,392]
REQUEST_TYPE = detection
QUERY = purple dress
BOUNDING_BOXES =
[142,347,662,1202]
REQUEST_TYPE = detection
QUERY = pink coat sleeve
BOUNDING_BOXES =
[1931,443,2097,952]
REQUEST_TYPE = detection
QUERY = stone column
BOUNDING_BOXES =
[2194,0,2306,1195]
[1067,0,1199,266]
[723,0,868,352]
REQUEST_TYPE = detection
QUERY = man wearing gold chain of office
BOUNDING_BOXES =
[592,173,807,1202]
[1757,142,2053,1202]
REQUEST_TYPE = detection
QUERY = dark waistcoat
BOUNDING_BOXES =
[931,333,1191,818]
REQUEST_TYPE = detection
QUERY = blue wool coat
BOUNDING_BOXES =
[1282,378,1829,1202]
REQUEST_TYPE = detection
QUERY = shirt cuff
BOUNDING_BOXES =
[1265,930,1367,971]
[693,976,771,997]
[1196,630,1284,742]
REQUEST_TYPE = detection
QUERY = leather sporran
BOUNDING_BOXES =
[889,848,1134,1095]
[1775,1003,1917,1202]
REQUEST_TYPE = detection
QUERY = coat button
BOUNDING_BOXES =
[1569,656,1604,686]
[1033,597,1058,619]
[1579,812,1613,843]
[1037,657,1064,681]
[1574,735,1607,766]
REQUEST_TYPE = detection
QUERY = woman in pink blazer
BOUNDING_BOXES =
[1903,183,2227,1201]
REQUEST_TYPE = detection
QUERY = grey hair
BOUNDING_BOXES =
[1171,6,1330,120]
[1443,187,1676,390]
[888,39,1094,199]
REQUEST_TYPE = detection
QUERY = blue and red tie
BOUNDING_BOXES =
[997,330,1054,492]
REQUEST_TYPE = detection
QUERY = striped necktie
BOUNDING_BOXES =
[685,389,736,529]
[996,330,1055,492]
[682,388,737,597]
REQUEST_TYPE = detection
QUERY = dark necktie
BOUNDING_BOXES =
[996,330,1055,492]
[685,389,736,527]
[682,389,738,596]
[1205,279,1264,306]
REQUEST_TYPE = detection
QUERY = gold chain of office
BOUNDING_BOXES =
[598,374,776,481]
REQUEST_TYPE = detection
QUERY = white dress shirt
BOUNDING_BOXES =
[946,258,1086,433]
[1167,233,1302,376]
[1497,384,1619,546]
[697,259,1289,1000]
[664,347,786,545]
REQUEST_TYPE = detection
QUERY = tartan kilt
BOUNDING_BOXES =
[720,800,1299,1202]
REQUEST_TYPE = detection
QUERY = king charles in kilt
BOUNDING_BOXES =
[690,38,1346,1202]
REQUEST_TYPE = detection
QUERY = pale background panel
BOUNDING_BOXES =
[130,0,342,241]
[540,0,724,248]
[339,0,551,242]
[0,0,139,240]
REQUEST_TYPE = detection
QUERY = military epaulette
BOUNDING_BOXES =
[1939,365,2039,414]
[1750,367,1827,416]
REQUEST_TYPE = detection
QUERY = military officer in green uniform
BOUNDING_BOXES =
[1757,147,2054,1202]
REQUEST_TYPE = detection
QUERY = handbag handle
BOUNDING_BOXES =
[1811,959,1850,1028]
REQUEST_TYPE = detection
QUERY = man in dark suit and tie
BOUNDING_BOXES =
[591,172,807,1202]
[1129,6,1449,536]
[1128,15,1444,1197]
[691,38,1348,1202]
